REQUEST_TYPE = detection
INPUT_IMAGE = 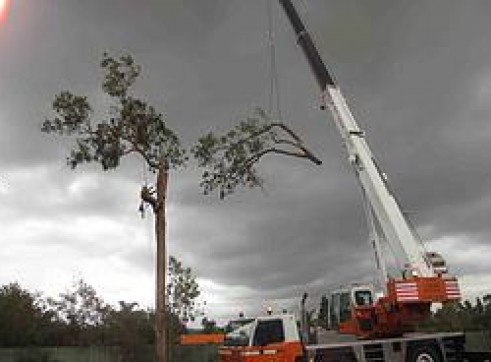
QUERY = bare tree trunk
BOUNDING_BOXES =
[155,162,169,362]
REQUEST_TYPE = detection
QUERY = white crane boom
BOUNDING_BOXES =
[278,0,434,278]
[324,87,433,277]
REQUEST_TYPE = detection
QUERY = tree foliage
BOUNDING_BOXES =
[201,317,219,334]
[0,283,53,347]
[418,295,491,332]
[104,301,154,361]
[167,256,201,323]
[192,108,322,199]
[47,278,110,328]
[0,256,204,350]
[41,53,187,171]
[0,272,201,350]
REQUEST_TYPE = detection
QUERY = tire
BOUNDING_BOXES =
[407,345,442,362]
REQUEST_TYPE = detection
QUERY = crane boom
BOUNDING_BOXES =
[279,0,461,339]
[278,0,433,277]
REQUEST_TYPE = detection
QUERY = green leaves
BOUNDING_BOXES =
[192,108,321,199]
[42,91,92,135]
[101,53,141,98]
[42,52,318,198]
[192,113,274,198]
[42,53,187,172]
[0,283,50,347]
[47,278,110,328]
[419,295,491,332]
[117,95,187,169]
[166,256,202,323]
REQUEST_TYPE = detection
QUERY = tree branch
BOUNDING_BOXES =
[220,123,276,152]
[243,147,318,170]
[297,144,322,165]
[271,123,322,165]
[120,134,159,169]
[272,122,303,144]
[271,138,322,165]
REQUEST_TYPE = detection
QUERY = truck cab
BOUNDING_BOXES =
[219,314,304,362]
[219,311,466,361]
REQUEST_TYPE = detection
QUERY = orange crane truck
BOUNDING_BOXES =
[219,312,465,361]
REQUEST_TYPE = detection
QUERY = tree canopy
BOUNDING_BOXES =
[42,53,187,172]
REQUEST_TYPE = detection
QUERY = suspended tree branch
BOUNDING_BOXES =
[192,109,322,198]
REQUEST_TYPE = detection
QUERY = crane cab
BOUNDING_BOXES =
[328,285,375,334]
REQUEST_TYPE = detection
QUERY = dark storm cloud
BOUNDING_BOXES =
[2,0,491,319]
[165,0,491,300]
[167,158,378,292]
[0,0,233,167]
[336,1,491,249]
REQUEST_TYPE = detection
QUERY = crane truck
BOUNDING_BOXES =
[219,0,470,361]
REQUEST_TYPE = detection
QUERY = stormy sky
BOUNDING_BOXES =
[1,0,491,324]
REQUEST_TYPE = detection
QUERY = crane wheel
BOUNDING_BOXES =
[407,344,442,362]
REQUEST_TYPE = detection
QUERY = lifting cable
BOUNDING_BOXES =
[266,0,283,121]
[264,0,311,119]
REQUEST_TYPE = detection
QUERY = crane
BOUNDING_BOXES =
[278,0,461,338]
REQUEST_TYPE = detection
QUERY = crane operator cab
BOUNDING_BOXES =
[329,285,376,337]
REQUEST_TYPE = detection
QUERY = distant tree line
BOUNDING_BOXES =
[0,256,210,355]
[0,279,155,349]
[420,295,491,332]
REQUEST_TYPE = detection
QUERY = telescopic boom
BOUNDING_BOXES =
[278,0,434,278]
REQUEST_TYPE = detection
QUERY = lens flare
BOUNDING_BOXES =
[0,0,9,25]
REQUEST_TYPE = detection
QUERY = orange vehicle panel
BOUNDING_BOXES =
[218,341,303,362]
[180,333,225,345]
[388,276,461,304]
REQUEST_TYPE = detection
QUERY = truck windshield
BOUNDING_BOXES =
[224,323,252,347]
[252,319,285,346]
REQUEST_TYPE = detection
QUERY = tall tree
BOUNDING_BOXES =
[42,53,186,361]
[42,53,320,361]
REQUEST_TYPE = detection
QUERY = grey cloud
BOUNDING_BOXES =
[2,0,491,321]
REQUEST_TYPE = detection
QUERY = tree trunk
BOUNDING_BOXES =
[155,162,169,362]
